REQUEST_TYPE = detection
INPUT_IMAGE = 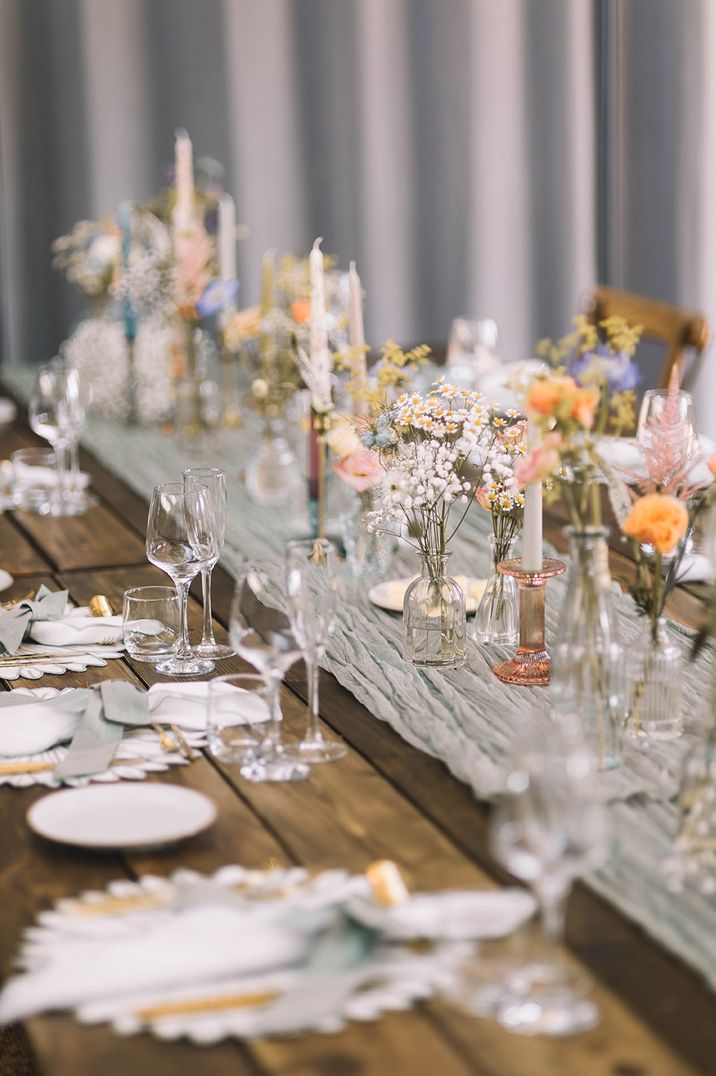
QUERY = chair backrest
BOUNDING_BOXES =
[585,285,709,388]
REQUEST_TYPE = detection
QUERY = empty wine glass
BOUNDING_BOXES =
[228,560,309,781]
[183,467,234,660]
[637,388,699,487]
[490,726,609,1036]
[28,362,85,516]
[284,539,347,764]
[145,482,218,676]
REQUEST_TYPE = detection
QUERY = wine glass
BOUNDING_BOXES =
[145,482,218,676]
[284,539,347,763]
[183,467,234,660]
[637,388,699,486]
[28,362,84,516]
[489,726,609,1036]
[228,560,309,781]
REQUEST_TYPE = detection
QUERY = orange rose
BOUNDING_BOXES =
[526,377,577,416]
[621,493,689,555]
[290,298,312,324]
[708,455,716,480]
[571,387,599,430]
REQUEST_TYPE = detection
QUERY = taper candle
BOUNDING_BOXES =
[172,127,194,237]
[217,194,237,282]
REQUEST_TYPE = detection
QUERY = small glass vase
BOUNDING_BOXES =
[340,490,395,590]
[403,551,466,669]
[471,535,519,646]
[625,617,682,741]
[551,527,624,771]
[245,413,299,506]
[174,323,219,448]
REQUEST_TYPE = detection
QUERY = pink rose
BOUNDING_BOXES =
[514,432,562,485]
[331,448,383,493]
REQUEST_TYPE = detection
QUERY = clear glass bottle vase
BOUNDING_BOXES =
[245,413,298,506]
[625,616,682,741]
[471,535,519,645]
[550,527,624,771]
[340,490,395,589]
[403,551,466,669]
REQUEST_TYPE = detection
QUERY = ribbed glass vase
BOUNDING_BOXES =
[471,535,519,646]
[625,617,682,741]
[403,551,466,669]
[550,527,624,771]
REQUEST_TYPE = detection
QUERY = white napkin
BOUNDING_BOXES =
[0,905,310,1023]
[0,689,89,757]
[347,888,536,941]
[29,608,123,648]
[673,553,715,584]
[147,682,270,731]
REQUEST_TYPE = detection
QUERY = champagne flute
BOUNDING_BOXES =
[489,726,609,1035]
[28,362,83,516]
[145,482,217,676]
[284,539,347,763]
[183,467,233,659]
[228,561,309,781]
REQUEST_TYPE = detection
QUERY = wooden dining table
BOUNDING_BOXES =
[0,408,714,1076]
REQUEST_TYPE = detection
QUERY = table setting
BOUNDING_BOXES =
[2,127,716,1076]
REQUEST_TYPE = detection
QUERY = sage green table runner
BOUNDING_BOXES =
[5,367,716,994]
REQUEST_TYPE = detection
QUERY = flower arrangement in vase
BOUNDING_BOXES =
[362,379,507,668]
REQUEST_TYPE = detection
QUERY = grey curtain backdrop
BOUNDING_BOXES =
[0,0,714,432]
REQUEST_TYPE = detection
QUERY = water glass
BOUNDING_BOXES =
[207,674,268,767]
[122,586,180,663]
[28,360,86,516]
[11,448,57,512]
[182,467,233,660]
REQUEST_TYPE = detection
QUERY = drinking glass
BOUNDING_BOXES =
[489,727,609,1035]
[122,586,180,663]
[183,467,233,660]
[446,317,499,389]
[145,482,218,676]
[284,539,347,763]
[228,561,309,781]
[637,388,699,485]
[207,674,280,778]
[11,448,56,513]
[28,362,85,516]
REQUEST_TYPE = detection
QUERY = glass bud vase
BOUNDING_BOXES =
[340,490,396,591]
[471,535,519,645]
[625,617,682,741]
[550,527,624,771]
[403,551,466,669]
[245,413,298,506]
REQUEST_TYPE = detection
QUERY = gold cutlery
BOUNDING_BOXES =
[0,643,119,665]
[135,989,279,1021]
[0,755,148,777]
[170,723,198,761]
[0,592,33,609]
[151,723,178,753]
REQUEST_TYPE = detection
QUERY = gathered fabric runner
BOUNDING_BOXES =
[4,366,716,994]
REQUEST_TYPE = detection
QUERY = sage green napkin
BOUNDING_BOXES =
[52,681,147,780]
[0,587,68,656]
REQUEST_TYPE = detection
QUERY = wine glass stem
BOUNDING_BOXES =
[70,440,80,494]
[175,580,192,658]
[264,672,282,752]
[201,566,217,647]
[305,656,323,745]
[536,884,568,954]
[53,444,66,512]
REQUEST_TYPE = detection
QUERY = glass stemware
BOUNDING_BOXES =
[28,362,85,517]
[183,467,234,660]
[284,539,347,764]
[228,561,309,781]
[145,482,217,676]
[489,727,609,1036]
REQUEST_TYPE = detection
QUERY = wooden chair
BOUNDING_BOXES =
[584,285,710,388]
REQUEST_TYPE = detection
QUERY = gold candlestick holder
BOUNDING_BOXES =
[492,558,566,687]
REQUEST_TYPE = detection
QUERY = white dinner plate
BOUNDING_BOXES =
[28,784,217,851]
[369,576,487,614]
[0,570,13,592]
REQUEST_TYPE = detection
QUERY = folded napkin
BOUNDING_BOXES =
[0,587,68,656]
[147,681,270,731]
[672,553,715,584]
[29,607,123,648]
[0,689,90,757]
[52,682,144,780]
[0,905,311,1023]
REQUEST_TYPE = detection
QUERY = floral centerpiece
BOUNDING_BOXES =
[361,379,507,668]
[473,418,526,645]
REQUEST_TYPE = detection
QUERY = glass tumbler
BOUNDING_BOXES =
[122,586,181,663]
[11,448,57,513]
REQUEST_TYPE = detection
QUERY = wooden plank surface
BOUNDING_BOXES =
[0,416,714,1075]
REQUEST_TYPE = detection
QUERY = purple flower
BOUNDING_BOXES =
[568,345,640,393]
[196,279,239,317]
